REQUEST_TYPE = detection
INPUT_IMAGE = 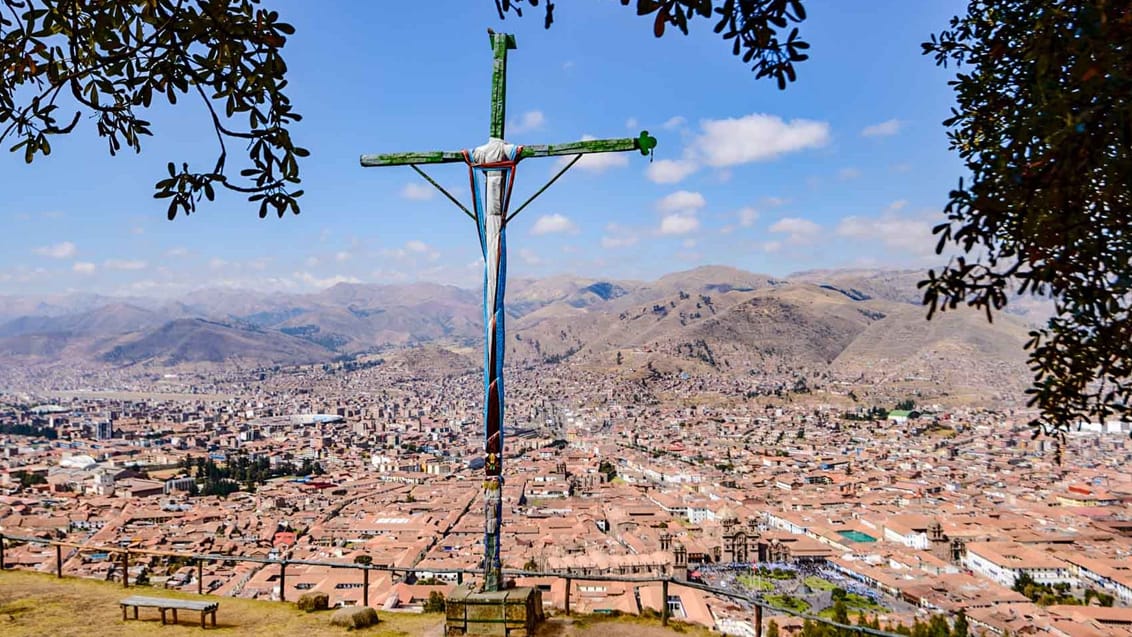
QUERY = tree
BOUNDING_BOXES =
[921,1,1132,447]
[766,620,780,637]
[952,610,969,637]
[1,0,307,219]
[423,590,446,613]
[2,1,808,218]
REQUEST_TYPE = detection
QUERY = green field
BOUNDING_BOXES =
[817,593,888,620]
[736,574,774,592]
[764,595,810,614]
[802,576,837,591]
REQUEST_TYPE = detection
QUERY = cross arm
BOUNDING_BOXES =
[359,150,465,167]
[519,131,657,160]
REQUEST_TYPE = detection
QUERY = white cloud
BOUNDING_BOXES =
[165,247,190,258]
[738,207,759,227]
[656,190,706,213]
[659,213,700,235]
[601,236,638,249]
[689,114,829,167]
[530,213,578,235]
[861,119,903,137]
[836,210,935,257]
[295,272,362,288]
[72,262,96,274]
[509,110,546,134]
[104,259,147,271]
[682,238,697,248]
[33,241,76,259]
[662,116,686,130]
[518,248,543,266]
[888,199,908,211]
[762,241,782,253]
[305,256,320,267]
[557,135,630,172]
[335,251,352,262]
[571,153,628,172]
[625,117,638,130]
[384,240,439,261]
[763,196,789,207]
[400,182,434,201]
[769,217,822,244]
[601,223,638,249]
[208,258,227,270]
[646,159,698,184]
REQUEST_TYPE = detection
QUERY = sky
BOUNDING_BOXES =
[0,1,969,297]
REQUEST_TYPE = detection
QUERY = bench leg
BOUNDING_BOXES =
[133,606,139,620]
[200,610,206,629]
[172,608,178,624]
[121,605,127,621]
[212,610,217,627]
[160,608,166,625]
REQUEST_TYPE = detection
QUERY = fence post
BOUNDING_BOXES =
[363,567,370,607]
[121,551,129,588]
[457,571,463,586]
[55,544,63,578]
[197,559,204,595]
[661,579,669,626]
[755,603,763,637]
[564,577,571,616]
[279,561,287,602]
[0,533,5,570]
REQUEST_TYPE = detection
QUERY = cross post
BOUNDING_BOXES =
[360,31,655,593]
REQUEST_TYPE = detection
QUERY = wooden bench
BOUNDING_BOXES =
[120,595,219,628]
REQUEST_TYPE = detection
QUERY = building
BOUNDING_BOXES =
[963,542,1076,588]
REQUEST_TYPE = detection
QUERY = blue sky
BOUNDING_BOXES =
[0,1,967,296]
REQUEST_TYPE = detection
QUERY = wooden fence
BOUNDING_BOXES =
[0,532,906,636]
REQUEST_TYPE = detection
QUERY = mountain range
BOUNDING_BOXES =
[0,266,1046,394]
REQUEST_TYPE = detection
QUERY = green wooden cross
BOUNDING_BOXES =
[359,31,655,593]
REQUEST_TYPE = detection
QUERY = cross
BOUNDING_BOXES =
[360,31,656,593]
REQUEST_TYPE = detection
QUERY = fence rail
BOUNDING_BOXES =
[0,532,906,636]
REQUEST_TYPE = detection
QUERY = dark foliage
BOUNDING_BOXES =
[1,0,306,219]
[921,1,1132,447]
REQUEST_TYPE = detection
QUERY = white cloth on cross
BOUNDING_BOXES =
[472,138,517,329]
[472,137,517,217]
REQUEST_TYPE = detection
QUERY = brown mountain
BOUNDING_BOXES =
[0,267,1036,392]
[99,318,334,367]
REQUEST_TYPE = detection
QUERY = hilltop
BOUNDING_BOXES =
[0,570,710,637]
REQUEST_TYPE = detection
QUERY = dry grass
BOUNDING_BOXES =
[537,613,716,637]
[0,570,443,636]
[0,570,702,637]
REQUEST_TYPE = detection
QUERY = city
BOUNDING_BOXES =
[2,344,1130,635]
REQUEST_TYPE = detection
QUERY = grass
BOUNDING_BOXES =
[802,576,838,591]
[817,593,888,620]
[0,569,709,637]
[735,574,774,592]
[561,612,715,637]
[763,595,810,614]
[753,567,796,580]
[0,569,443,637]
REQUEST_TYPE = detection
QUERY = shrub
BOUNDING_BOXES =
[296,592,329,612]
[329,606,379,629]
